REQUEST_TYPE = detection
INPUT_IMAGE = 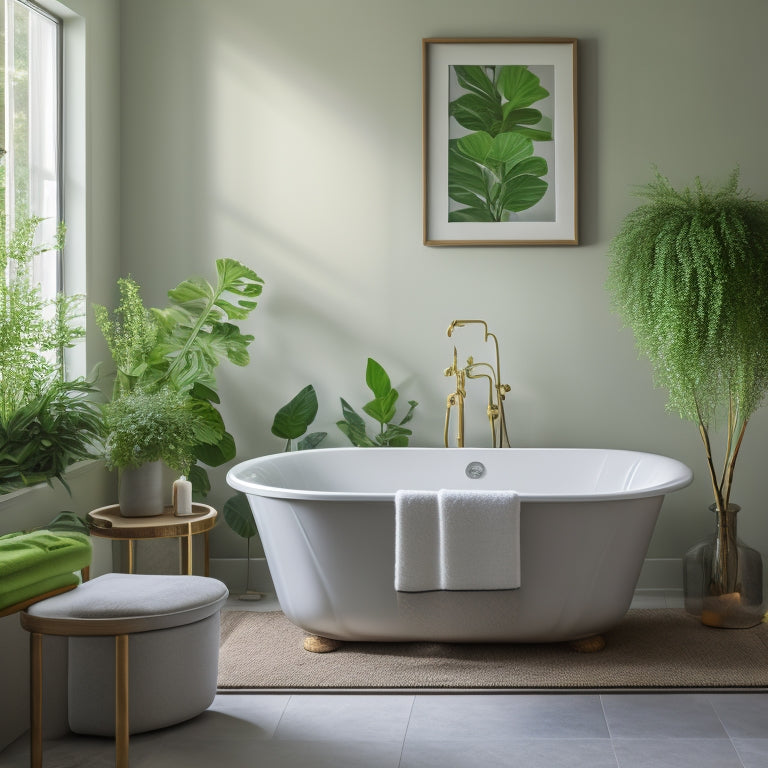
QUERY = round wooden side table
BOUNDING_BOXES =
[87,503,217,576]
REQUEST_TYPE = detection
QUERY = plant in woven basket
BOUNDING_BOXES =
[606,168,768,622]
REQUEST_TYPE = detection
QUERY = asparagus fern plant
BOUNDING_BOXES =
[606,169,768,513]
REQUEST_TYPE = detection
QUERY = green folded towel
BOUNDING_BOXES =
[0,530,92,602]
[0,572,80,612]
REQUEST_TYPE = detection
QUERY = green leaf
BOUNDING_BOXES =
[501,107,543,127]
[271,384,319,440]
[337,399,377,447]
[448,141,491,208]
[449,207,495,222]
[486,132,534,167]
[363,389,399,425]
[496,66,549,110]
[452,65,498,100]
[507,156,548,179]
[190,381,220,404]
[155,259,263,392]
[399,400,418,426]
[500,175,549,212]
[189,464,210,498]
[223,492,257,539]
[298,431,327,450]
[449,93,502,134]
[376,424,412,447]
[456,131,494,165]
[194,430,236,466]
[365,358,392,398]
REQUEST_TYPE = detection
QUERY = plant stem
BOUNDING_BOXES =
[696,406,724,512]
[721,415,748,511]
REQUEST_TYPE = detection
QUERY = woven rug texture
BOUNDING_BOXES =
[217,609,768,689]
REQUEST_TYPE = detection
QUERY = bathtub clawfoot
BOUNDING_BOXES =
[569,634,606,653]
[304,635,343,653]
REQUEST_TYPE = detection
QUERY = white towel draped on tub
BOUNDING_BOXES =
[438,489,520,591]
[395,490,441,592]
[394,489,521,592]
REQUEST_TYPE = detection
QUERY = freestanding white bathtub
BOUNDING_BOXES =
[227,447,692,644]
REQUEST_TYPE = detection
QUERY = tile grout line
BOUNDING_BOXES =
[397,696,417,768]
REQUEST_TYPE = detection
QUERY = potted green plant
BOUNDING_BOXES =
[0,215,102,494]
[606,169,768,628]
[102,387,205,516]
[94,259,263,507]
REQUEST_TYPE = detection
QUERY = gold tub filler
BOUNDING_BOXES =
[444,319,511,448]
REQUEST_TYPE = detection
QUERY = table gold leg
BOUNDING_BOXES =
[186,524,193,575]
[180,534,193,576]
[126,541,135,574]
[115,635,129,768]
[203,531,210,577]
[30,632,43,768]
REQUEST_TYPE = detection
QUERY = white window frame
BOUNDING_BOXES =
[2,0,87,379]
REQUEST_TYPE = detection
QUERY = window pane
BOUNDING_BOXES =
[3,0,61,303]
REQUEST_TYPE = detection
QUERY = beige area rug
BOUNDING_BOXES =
[217,609,768,690]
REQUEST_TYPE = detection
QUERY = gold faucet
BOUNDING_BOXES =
[444,320,511,448]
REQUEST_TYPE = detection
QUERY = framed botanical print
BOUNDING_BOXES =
[423,38,578,246]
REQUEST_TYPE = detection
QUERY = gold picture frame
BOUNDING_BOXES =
[423,38,578,246]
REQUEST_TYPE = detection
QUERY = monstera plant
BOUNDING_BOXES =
[95,259,264,496]
[448,65,553,222]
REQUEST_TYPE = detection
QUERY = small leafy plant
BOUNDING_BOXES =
[0,215,102,493]
[102,387,209,474]
[448,65,553,222]
[337,358,418,447]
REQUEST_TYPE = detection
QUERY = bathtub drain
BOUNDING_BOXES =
[465,461,486,479]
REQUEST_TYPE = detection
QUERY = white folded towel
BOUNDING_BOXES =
[438,489,521,591]
[394,490,441,592]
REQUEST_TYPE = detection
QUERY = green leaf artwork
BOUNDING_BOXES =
[448,64,553,223]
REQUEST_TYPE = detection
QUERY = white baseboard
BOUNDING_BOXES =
[211,557,685,595]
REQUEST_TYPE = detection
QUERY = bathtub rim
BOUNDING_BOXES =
[226,446,693,503]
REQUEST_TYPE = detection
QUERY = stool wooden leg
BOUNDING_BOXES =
[30,632,43,768]
[115,635,129,768]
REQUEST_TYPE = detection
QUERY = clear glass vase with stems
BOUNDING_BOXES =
[683,504,764,628]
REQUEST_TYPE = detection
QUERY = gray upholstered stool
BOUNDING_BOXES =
[21,573,228,768]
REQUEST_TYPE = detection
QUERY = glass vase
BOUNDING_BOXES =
[683,504,764,628]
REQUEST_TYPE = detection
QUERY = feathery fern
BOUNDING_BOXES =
[607,169,768,511]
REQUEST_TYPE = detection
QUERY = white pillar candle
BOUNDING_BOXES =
[173,476,193,516]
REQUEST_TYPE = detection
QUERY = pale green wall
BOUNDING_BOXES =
[118,0,768,564]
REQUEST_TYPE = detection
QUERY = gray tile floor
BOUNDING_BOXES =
[2,592,768,768]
